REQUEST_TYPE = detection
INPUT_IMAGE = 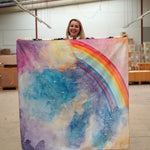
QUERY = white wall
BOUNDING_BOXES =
[143,0,150,27]
[143,0,150,42]
[0,12,35,53]
[0,0,142,53]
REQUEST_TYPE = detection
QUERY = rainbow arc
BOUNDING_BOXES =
[70,40,129,112]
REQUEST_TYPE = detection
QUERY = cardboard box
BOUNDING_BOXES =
[140,44,144,51]
[131,52,135,60]
[137,63,150,70]
[0,49,11,55]
[144,42,150,48]
[0,55,17,65]
[140,50,145,62]
[131,61,135,67]
[128,61,132,67]
[128,44,135,52]
[129,70,150,82]
[135,51,140,61]
[121,32,126,36]
[130,51,140,66]
[145,54,150,63]
[128,66,131,71]
[131,65,135,70]
[145,63,150,70]
[135,66,139,70]
[0,67,18,88]
[137,63,145,70]
[128,51,131,57]
[144,43,150,55]
[128,61,132,71]
[128,38,134,44]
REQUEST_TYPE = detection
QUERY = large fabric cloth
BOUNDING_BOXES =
[17,38,129,150]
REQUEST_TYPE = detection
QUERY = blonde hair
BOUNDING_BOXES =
[66,19,85,39]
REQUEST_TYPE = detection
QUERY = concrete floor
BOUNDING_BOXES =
[0,85,150,150]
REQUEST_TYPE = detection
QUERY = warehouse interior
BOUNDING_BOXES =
[0,0,150,150]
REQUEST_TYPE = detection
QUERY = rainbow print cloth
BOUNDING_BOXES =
[17,38,129,150]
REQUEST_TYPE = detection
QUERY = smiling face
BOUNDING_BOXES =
[69,20,80,39]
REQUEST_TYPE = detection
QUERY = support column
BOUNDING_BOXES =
[35,9,38,39]
[141,0,143,44]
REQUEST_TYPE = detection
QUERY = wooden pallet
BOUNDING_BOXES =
[0,86,18,91]
[129,81,150,85]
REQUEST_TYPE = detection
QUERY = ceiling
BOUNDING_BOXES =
[0,0,31,7]
[0,0,64,7]
[0,0,33,3]
[0,0,49,7]
[0,0,101,14]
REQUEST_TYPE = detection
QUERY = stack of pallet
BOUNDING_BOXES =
[0,49,18,90]
[144,43,150,63]
[129,42,150,83]
[129,70,150,83]
[128,39,141,70]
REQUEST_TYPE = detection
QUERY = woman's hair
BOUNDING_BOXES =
[66,19,85,39]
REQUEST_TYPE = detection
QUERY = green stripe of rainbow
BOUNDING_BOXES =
[70,40,129,109]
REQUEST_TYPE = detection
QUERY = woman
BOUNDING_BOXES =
[66,19,85,39]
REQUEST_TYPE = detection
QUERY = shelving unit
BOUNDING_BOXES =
[128,41,150,84]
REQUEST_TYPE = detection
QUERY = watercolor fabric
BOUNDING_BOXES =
[17,38,129,150]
